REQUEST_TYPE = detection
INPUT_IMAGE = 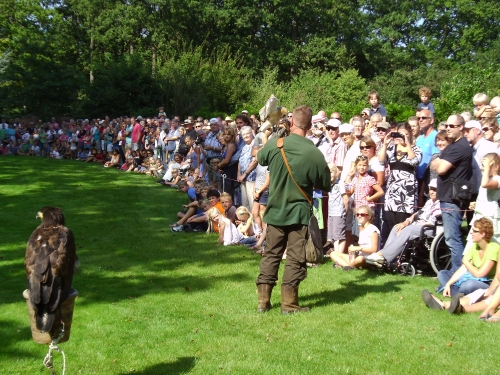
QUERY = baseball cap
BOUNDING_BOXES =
[464,120,481,131]
[326,119,341,129]
[339,123,354,133]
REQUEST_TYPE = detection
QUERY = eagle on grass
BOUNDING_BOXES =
[25,207,77,333]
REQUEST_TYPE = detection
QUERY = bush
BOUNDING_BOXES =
[246,68,368,121]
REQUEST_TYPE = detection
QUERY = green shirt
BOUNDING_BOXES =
[464,242,500,278]
[257,133,331,226]
[0,128,5,141]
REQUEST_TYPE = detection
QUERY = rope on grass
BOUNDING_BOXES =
[43,323,66,375]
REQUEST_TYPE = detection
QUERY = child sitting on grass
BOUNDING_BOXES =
[184,199,211,232]
[171,180,199,232]
[85,148,97,162]
[220,192,236,223]
[77,147,88,161]
[104,149,120,168]
[207,207,242,246]
[235,206,260,247]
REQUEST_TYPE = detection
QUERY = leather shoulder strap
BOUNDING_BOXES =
[277,138,311,204]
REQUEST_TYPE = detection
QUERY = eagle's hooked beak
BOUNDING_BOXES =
[36,212,43,220]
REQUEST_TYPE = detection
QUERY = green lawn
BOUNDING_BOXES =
[0,157,496,375]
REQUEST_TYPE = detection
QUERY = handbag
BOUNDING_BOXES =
[277,138,323,264]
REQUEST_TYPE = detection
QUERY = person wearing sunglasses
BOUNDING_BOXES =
[480,117,499,143]
[414,109,439,208]
[330,205,379,271]
[430,114,473,272]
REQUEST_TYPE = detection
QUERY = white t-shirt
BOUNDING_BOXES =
[358,224,379,256]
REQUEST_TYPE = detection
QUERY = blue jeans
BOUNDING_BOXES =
[437,269,490,296]
[440,201,464,272]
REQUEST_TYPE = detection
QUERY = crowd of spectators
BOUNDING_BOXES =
[4,89,500,320]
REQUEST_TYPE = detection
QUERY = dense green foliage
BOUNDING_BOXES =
[1,1,500,120]
[2,157,499,374]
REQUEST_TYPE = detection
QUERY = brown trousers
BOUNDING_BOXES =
[256,224,308,287]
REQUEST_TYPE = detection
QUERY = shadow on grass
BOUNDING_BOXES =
[121,357,196,375]
[0,157,260,308]
[0,318,37,359]
[303,270,407,307]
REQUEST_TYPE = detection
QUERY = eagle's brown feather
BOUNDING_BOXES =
[25,207,76,333]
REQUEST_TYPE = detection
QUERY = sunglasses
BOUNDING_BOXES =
[445,124,460,129]
[356,155,368,160]
[471,228,481,233]
[482,127,492,132]
[356,213,369,217]
[417,116,431,120]
[360,145,373,150]
[376,128,387,132]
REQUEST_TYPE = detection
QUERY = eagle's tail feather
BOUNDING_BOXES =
[35,308,55,333]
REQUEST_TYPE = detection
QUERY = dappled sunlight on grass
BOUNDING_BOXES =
[1,157,498,374]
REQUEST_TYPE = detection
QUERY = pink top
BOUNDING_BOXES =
[353,173,377,209]
[131,123,142,143]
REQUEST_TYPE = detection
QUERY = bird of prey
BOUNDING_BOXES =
[259,95,288,132]
[25,207,77,334]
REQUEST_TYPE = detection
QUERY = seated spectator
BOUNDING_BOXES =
[104,149,120,167]
[183,199,211,232]
[365,179,441,266]
[94,149,104,163]
[85,148,97,162]
[220,192,236,222]
[423,218,499,305]
[147,158,164,178]
[235,206,259,247]
[329,205,380,271]
[170,180,199,232]
[49,144,61,159]
[77,147,88,161]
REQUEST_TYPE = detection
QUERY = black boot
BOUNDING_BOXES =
[281,284,310,314]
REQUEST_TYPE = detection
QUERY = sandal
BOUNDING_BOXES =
[421,289,444,310]
[479,314,491,321]
[486,315,500,323]
[448,294,465,315]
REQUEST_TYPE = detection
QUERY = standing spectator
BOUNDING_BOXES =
[255,105,331,314]
[415,109,439,207]
[463,120,499,225]
[430,114,473,272]
[164,119,181,161]
[131,116,141,151]
[217,127,238,200]
[378,123,422,244]
[237,126,257,210]
[204,118,223,163]
[318,119,346,168]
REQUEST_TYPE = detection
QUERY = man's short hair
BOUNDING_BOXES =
[408,116,419,123]
[178,180,188,189]
[292,105,313,130]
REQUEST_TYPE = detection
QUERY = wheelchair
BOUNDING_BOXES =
[376,217,467,277]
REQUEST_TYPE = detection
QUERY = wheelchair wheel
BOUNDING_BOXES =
[429,231,451,274]
[399,262,416,277]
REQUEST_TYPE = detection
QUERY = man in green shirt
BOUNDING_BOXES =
[256,105,331,314]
